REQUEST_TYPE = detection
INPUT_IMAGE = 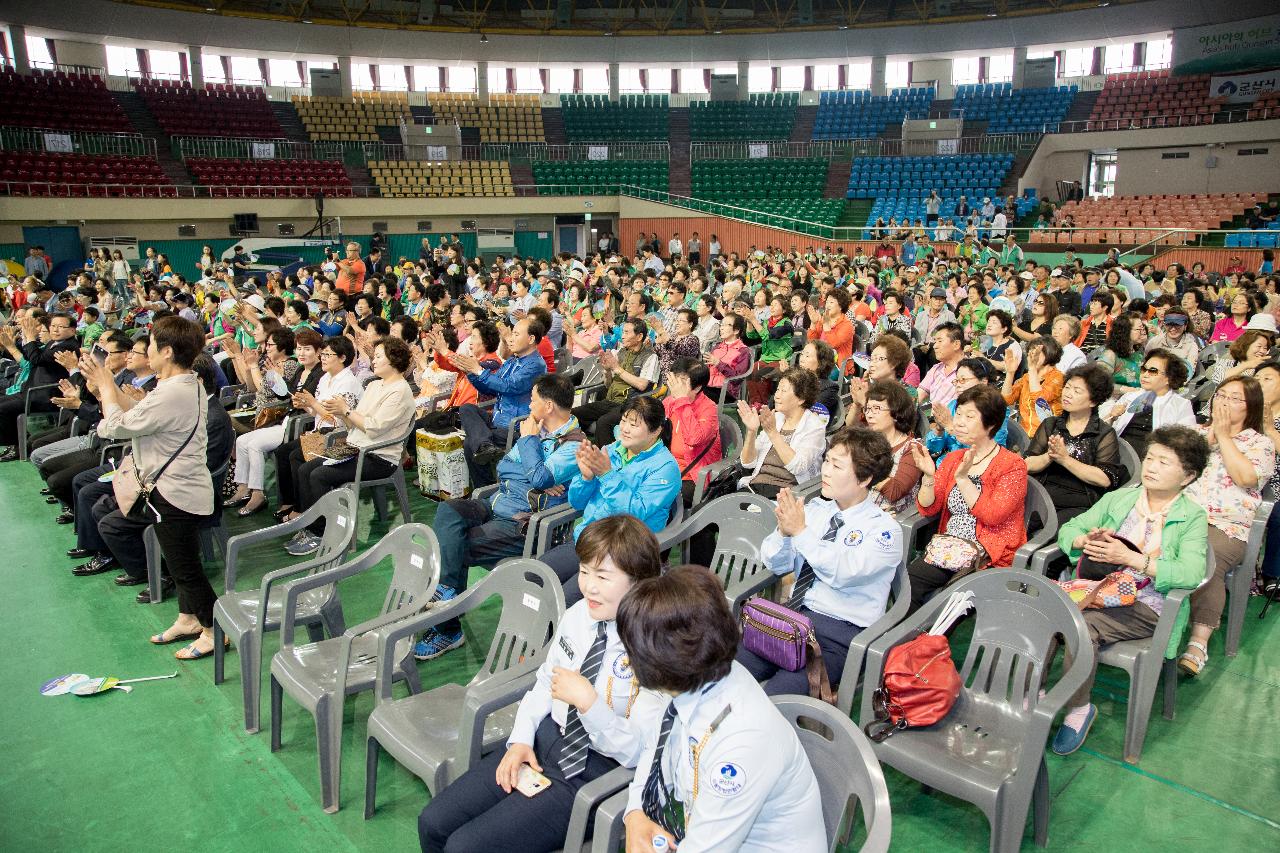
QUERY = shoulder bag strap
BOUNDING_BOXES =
[141,383,203,490]
[804,636,836,706]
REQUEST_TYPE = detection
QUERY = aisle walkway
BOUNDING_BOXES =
[1,462,1276,851]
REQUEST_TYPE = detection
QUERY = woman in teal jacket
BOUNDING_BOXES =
[541,395,682,605]
[1050,424,1211,756]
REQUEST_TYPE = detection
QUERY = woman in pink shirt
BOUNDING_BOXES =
[706,314,751,403]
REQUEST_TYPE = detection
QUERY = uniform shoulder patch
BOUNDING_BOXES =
[709,762,746,797]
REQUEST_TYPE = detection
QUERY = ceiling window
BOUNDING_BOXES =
[1103,43,1135,74]
[847,62,872,90]
[413,66,441,92]
[1062,47,1093,77]
[105,44,140,77]
[1145,38,1173,70]
[582,66,608,93]
[647,67,672,93]
[25,35,53,67]
[446,64,476,93]
[229,55,263,84]
[747,64,773,93]
[812,64,839,91]
[548,67,574,93]
[203,54,226,84]
[487,64,509,94]
[618,66,642,93]
[952,57,980,86]
[679,67,707,94]
[349,62,373,90]
[778,65,804,91]
[987,54,1013,82]
[514,66,542,93]
[268,58,303,88]
[885,60,909,89]
[149,50,183,79]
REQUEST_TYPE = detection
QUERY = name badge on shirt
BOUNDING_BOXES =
[558,635,577,661]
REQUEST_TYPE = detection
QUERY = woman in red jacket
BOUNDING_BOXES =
[906,382,1028,612]
[662,359,722,507]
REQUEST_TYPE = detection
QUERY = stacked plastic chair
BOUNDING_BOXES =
[952,83,1078,133]
[812,87,936,139]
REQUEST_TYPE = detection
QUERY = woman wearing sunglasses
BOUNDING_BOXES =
[1103,349,1195,460]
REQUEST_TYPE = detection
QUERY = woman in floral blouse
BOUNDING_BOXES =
[1179,375,1275,675]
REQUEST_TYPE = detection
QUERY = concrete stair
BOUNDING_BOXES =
[1065,90,1099,124]
[667,107,690,196]
[541,107,567,145]
[509,162,535,195]
[823,158,851,199]
[789,105,817,142]
[111,90,192,186]
[268,101,310,143]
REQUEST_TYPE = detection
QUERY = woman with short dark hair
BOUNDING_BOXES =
[418,516,665,853]
[862,381,927,514]
[1024,364,1125,526]
[907,384,1029,611]
[619,565,827,852]
[737,368,827,497]
[83,317,217,659]
[1001,335,1065,435]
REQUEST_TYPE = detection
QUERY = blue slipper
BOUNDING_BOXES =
[175,639,229,661]
[1051,704,1097,756]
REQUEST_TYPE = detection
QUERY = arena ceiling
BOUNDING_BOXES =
[107,0,1143,36]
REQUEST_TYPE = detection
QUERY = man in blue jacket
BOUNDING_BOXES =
[452,316,548,486]
[415,373,585,660]
[536,395,682,605]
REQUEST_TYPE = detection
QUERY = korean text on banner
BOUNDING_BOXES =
[43,133,74,154]
[748,143,769,159]
[251,142,277,159]
[587,146,609,161]
[1172,15,1280,74]
[1209,70,1279,103]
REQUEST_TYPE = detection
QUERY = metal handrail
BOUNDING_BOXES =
[174,136,346,162]
[1052,107,1278,133]
[0,127,155,158]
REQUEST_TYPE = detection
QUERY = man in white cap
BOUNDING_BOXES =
[980,197,996,220]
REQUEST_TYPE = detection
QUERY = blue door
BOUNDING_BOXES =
[557,225,578,256]
[23,225,82,285]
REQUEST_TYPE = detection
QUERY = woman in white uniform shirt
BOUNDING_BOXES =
[736,427,902,696]
[621,565,826,853]
[419,516,666,853]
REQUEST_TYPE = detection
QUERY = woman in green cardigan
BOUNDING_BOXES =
[1050,425,1211,756]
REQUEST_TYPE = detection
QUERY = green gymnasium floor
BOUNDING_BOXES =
[1,461,1277,852]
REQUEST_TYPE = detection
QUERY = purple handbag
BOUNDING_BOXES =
[740,597,835,703]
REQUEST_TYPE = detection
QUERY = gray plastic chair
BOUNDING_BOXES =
[141,457,232,605]
[1004,418,1030,454]
[859,570,1094,853]
[324,414,415,524]
[1223,499,1273,658]
[1116,437,1141,489]
[1010,479,1059,572]
[16,381,58,461]
[363,559,565,814]
[688,413,746,505]
[269,523,442,813]
[657,492,779,612]
[773,695,893,853]
[212,487,359,733]
[794,476,824,500]
[835,553,911,718]
[1095,545,1216,763]
[716,347,755,409]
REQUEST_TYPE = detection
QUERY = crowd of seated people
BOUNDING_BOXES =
[6,224,1280,848]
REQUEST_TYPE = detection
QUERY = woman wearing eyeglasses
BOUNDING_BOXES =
[1104,349,1196,459]
[1012,290,1056,344]
[1177,376,1275,676]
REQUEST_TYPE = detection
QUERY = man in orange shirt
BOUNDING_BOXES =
[335,242,365,296]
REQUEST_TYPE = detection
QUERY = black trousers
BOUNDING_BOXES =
[418,716,619,853]
[274,438,305,507]
[73,464,113,553]
[45,448,100,506]
[736,606,862,696]
[30,423,72,451]
[907,558,959,614]
[99,490,215,625]
[570,399,622,446]
[296,452,397,534]
[457,404,507,487]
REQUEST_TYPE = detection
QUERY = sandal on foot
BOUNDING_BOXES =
[1178,640,1209,677]
[175,639,230,661]
[150,628,202,645]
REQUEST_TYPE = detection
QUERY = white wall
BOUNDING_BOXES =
[52,39,106,69]
[1020,120,1280,199]
[2,0,1268,65]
